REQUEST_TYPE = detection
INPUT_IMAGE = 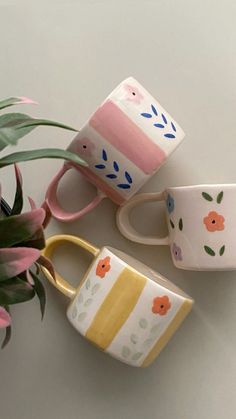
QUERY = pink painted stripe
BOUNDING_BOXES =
[75,165,125,205]
[90,100,166,174]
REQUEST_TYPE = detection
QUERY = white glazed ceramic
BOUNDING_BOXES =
[45,77,185,221]
[42,235,193,367]
[117,184,236,271]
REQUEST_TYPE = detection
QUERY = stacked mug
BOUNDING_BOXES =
[42,77,231,367]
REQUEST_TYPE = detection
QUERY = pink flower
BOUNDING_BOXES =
[75,138,95,157]
[0,307,11,329]
[124,84,144,104]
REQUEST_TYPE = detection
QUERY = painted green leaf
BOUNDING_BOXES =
[122,346,131,358]
[143,338,154,347]
[71,306,78,319]
[130,334,138,344]
[91,283,100,295]
[139,318,148,329]
[170,219,175,229]
[179,218,183,231]
[0,277,35,305]
[204,245,215,256]
[11,165,23,216]
[85,279,91,290]
[0,149,87,168]
[202,192,213,201]
[30,271,46,319]
[219,245,225,256]
[131,352,143,361]
[217,191,224,204]
[77,293,84,303]
[84,298,93,307]
[78,312,87,322]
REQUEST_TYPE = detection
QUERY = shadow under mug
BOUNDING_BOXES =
[117,184,236,271]
[41,234,193,367]
[45,76,185,221]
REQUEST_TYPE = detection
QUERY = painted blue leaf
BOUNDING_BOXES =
[154,123,165,128]
[171,122,176,132]
[151,104,158,116]
[162,113,168,124]
[95,164,106,169]
[113,161,119,172]
[164,133,176,139]
[106,174,117,179]
[102,149,107,161]
[117,184,131,189]
[125,171,132,184]
[141,113,152,118]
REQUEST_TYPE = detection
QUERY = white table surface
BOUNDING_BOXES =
[0,1,236,418]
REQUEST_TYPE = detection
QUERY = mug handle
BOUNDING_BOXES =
[41,234,100,298]
[45,164,106,222]
[116,192,169,245]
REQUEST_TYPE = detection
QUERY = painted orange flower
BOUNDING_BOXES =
[96,256,111,278]
[203,211,225,232]
[152,295,171,316]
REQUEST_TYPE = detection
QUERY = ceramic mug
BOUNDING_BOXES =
[117,184,236,271]
[45,77,185,221]
[42,234,193,367]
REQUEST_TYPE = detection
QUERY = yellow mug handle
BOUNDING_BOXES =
[41,234,100,299]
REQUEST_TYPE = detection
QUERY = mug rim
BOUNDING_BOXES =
[166,183,236,192]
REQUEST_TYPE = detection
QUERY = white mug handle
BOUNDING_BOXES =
[116,192,169,245]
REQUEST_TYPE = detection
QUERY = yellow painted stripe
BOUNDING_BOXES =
[141,299,193,368]
[85,267,147,349]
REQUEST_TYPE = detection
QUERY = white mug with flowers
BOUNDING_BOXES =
[117,184,236,271]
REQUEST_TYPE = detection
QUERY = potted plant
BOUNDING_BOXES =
[0,96,86,347]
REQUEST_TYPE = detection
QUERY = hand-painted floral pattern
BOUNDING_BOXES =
[203,211,225,232]
[124,84,144,104]
[96,256,111,278]
[166,194,175,213]
[152,295,171,316]
[172,243,183,261]
[75,138,95,157]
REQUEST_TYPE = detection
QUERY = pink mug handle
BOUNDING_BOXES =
[45,163,106,222]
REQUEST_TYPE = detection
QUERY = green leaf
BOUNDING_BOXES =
[202,192,213,202]
[0,248,40,282]
[179,218,183,231]
[0,208,45,248]
[0,113,36,151]
[0,277,35,305]
[0,97,36,110]
[30,271,46,319]
[0,149,87,168]
[11,165,23,215]
[37,255,55,280]
[217,191,224,204]
[131,352,143,361]
[204,245,215,256]
[219,245,225,256]
[170,219,175,229]
[139,318,148,329]
[1,325,11,349]
[15,118,77,132]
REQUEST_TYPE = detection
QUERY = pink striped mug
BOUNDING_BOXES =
[45,77,185,221]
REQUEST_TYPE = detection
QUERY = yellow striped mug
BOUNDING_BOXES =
[42,235,193,367]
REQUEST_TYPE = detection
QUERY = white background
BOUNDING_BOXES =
[0,1,236,418]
